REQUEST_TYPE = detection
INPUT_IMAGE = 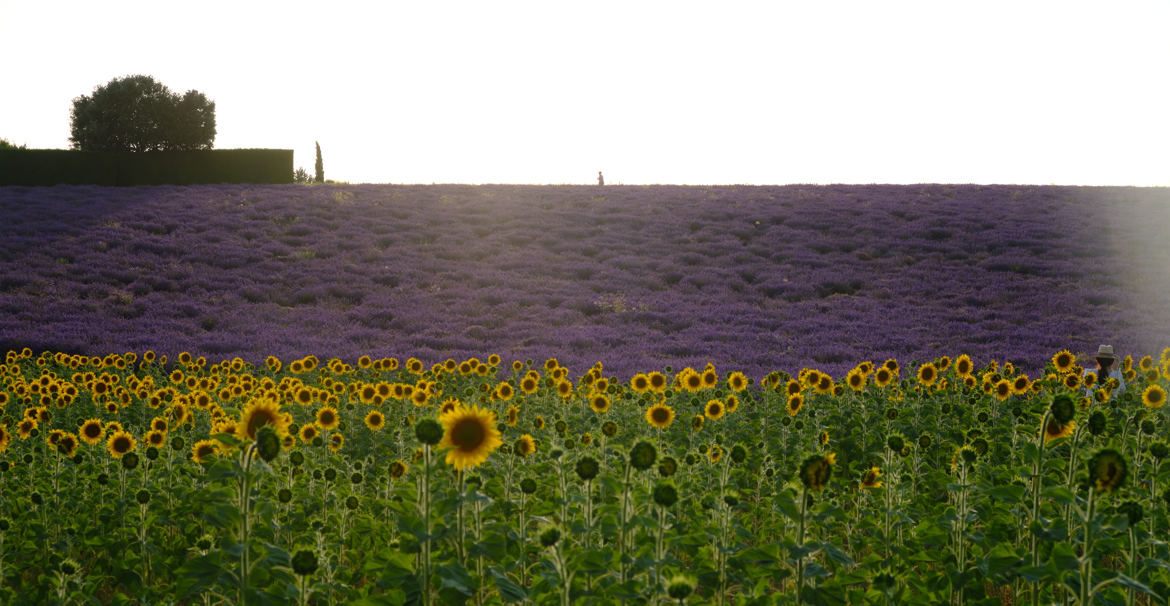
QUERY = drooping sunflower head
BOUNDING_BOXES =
[438,404,503,471]
[1087,448,1127,493]
[645,404,675,429]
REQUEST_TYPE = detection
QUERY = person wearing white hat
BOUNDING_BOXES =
[1084,344,1126,397]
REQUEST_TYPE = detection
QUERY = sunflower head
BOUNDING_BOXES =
[575,456,600,481]
[786,394,803,417]
[861,466,883,489]
[645,404,675,429]
[1050,394,1076,424]
[705,399,725,420]
[514,434,536,457]
[414,419,444,446]
[438,404,503,471]
[652,481,679,508]
[1043,417,1075,444]
[1087,448,1127,493]
[106,430,136,458]
[1052,350,1076,374]
[1143,384,1166,409]
[1087,410,1108,436]
[237,398,289,441]
[799,453,834,491]
[629,440,658,471]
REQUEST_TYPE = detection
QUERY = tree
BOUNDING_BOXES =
[0,138,26,149]
[314,141,324,183]
[69,75,216,152]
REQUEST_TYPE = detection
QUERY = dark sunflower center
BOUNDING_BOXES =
[453,418,486,451]
[114,437,131,453]
[652,408,670,423]
[84,425,101,438]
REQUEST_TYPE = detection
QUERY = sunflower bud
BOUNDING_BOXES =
[886,434,905,453]
[291,549,318,576]
[658,456,678,477]
[135,489,151,505]
[652,482,679,508]
[1087,411,1107,436]
[1150,441,1169,460]
[255,426,281,463]
[575,456,599,481]
[539,525,561,548]
[630,441,657,471]
[520,478,538,494]
[730,444,747,464]
[413,419,443,446]
[59,558,79,576]
[121,452,139,471]
[1117,500,1143,527]
[667,575,696,600]
[1049,394,1076,424]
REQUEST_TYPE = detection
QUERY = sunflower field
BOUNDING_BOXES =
[1,346,1168,605]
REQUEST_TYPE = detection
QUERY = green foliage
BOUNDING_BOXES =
[69,75,216,152]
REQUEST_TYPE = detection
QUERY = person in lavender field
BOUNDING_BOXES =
[1084,344,1126,397]
[597,171,604,186]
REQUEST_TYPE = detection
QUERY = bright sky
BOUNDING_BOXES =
[2,1,1168,186]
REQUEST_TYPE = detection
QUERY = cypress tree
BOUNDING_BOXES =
[314,141,324,183]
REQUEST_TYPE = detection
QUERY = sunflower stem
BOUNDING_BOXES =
[1079,486,1096,606]
[1029,412,1049,606]
[420,443,433,606]
[796,485,808,606]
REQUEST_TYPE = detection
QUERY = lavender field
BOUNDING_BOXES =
[1,183,1168,378]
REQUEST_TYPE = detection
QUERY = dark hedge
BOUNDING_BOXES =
[0,149,292,186]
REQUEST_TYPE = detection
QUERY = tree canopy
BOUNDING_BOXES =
[69,75,216,152]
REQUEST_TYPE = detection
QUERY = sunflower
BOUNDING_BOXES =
[1143,384,1166,409]
[819,430,830,447]
[993,379,1012,402]
[629,373,650,394]
[329,433,344,452]
[953,354,974,378]
[556,380,574,399]
[107,430,136,458]
[145,429,166,448]
[860,466,883,489]
[506,406,519,427]
[645,404,676,429]
[1043,418,1075,444]
[590,394,611,414]
[315,406,340,430]
[1011,375,1030,395]
[814,375,834,395]
[786,393,804,417]
[438,404,503,471]
[645,371,666,393]
[237,398,290,441]
[708,444,723,463]
[873,367,894,388]
[520,376,539,394]
[495,382,514,401]
[679,370,702,392]
[389,460,408,480]
[514,434,536,457]
[365,410,386,431]
[727,371,748,392]
[725,395,740,413]
[1087,449,1127,493]
[1051,350,1075,374]
[300,423,319,443]
[0,425,9,453]
[1064,374,1081,390]
[704,399,725,420]
[17,418,37,439]
[191,439,219,463]
[691,414,704,431]
[846,369,866,392]
[800,453,835,491]
[917,363,938,387]
[78,418,105,445]
[701,368,718,389]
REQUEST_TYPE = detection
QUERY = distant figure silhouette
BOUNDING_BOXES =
[597,171,604,186]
